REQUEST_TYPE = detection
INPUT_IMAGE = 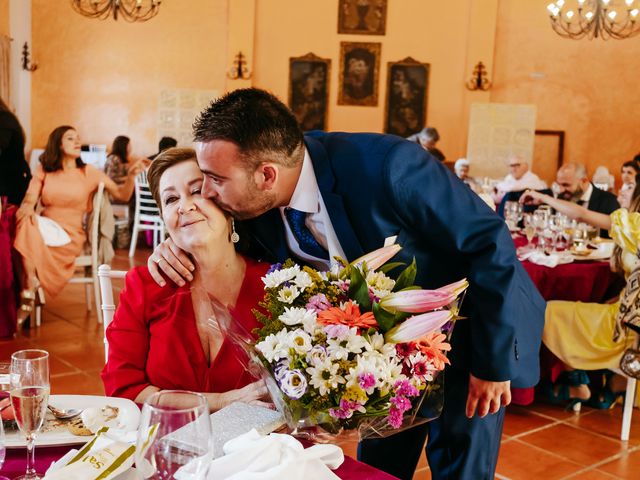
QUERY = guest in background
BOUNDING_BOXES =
[592,166,615,192]
[13,126,144,324]
[104,136,149,188]
[407,127,445,162]
[521,187,640,408]
[454,158,479,190]
[555,162,619,237]
[102,147,270,411]
[493,155,547,204]
[617,161,639,209]
[0,98,31,208]
[148,136,178,161]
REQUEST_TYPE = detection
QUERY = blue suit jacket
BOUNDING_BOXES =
[244,132,545,388]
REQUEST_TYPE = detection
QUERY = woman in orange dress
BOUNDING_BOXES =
[14,125,144,322]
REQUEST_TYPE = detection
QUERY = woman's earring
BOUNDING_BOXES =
[230,219,240,244]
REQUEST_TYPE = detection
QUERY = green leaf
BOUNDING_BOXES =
[348,266,372,310]
[377,262,405,274]
[373,302,396,332]
[393,257,417,291]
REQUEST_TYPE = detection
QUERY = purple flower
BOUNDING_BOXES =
[324,324,350,340]
[394,379,419,398]
[267,263,283,274]
[274,359,289,383]
[390,395,412,413]
[387,407,404,429]
[329,399,365,420]
[358,373,376,391]
[279,369,308,400]
[306,293,332,313]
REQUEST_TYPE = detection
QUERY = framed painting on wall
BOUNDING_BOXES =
[288,53,331,131]
[338,42,381,106]
[384,57,430,137]
[338,0,388,35]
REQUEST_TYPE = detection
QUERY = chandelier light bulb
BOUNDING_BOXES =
[585,10,594,20]
[578,0,586,5]
[602,0,611,5]
[566,10,575,20]
[626,0,634,7]
[608,10,617,20]
[632,8,639,17]
[556,0,565,7]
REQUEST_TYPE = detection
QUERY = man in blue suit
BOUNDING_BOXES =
[149,88,545,479]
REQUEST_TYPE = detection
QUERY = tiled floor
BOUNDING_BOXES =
[3,247,639,479]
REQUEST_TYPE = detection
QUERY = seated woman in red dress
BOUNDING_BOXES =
[101,147,271,411]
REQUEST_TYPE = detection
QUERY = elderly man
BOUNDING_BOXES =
[454,158,477,187]
[407,127,445,162]
[555,162,619,237]
[493,155,547,204]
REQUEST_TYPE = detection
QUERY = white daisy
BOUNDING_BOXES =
[288,329,312,355]
[292,270,313,290]
[277,285,300,304]
[306,359,345,396]
[279,306,317,327]
[262,265,300,289]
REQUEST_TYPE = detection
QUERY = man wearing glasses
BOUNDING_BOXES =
[493,155,547,204]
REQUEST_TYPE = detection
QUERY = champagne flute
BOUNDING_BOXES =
[135,390,212,480]
[523,214,535,249]
[10,350,49,480]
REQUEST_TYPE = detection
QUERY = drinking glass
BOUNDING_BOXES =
[135,390,212,480]
[0,362,9,475]
[10,350,49,480]
[523,214,536,249]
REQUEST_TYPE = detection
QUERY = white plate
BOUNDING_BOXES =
[570,249,612,261]
[5,394,140,448]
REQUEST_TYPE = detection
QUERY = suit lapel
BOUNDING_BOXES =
[305,136,364,261]
[245,209,289,263]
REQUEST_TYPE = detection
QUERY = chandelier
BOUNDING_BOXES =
[547,0,640,39]
[71,0,162,22]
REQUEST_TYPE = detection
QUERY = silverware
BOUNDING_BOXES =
[48,405,82,420]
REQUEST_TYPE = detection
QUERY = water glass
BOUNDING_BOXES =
[136,390,212,480]
[10,350,50,480]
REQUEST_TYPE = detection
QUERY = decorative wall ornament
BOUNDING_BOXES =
[547,0,640,39]
[227,52,252,80]
[338,42,381,106]
[288,53,331,131]
[384,57,430,137]
[21,42,37,72]
[338,0,388,35]
[71,0,161,22]
[466,62,491,91]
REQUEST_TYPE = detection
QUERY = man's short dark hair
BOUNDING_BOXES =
[192,88,304,168]
[158,136,177,152]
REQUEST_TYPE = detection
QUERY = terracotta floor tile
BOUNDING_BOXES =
[50,372,105,395]
[503,405,558,437]
[566,469,623,479]
[528,402,591,421]
[518,423,625,466]
[598,450,640,478]
[496,439,583,479]
[565,406,640,445]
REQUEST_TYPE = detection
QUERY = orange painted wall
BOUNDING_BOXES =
[0,0,9,37]
[31,0,229,155]
[491,0,640,183]
[253,0,477,162]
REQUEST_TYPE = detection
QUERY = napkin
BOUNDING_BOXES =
[44,428,138,480]
[518,249,574,268]
[200,429,344,480]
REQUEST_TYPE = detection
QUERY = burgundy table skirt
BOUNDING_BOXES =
[3,445,399,479]
[511,236,624,405]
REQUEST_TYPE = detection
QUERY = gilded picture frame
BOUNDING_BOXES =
[338,0,387,35]
[338,42,381,107]
[288,53,331,131]
[384,57,430,137]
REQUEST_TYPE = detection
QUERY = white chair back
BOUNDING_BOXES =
[129,170,165,257]
[97,264,127,362]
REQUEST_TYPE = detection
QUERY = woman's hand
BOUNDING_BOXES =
[128,159,147,178]
[16,204,35,222]
[148,237,195,287]
[519,189,546,206]
[207,380,273,412]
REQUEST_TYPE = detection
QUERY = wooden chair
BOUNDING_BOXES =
[129,170,164,257]
[97,264,126,362]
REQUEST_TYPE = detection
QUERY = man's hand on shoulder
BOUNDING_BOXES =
[147,237,195,287]
[465,374,511,418]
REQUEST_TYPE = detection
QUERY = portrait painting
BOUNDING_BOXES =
[288,53,331,131]
[338,0,387,35]
[338,42,381,106]
[384,57,430,137]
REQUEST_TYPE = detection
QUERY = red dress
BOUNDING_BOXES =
[101,257,269,401]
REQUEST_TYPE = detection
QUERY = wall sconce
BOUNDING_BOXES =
[466,61,491,91]
[227,51,252,80]
[21,42,38,72]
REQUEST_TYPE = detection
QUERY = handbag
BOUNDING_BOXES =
[36,215,71,247]
[620,347,640,379]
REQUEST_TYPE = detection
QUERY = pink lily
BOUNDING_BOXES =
[379,289,456,314]
[385,310,452,344]
[351,244,402,271]
[437,279,469,297]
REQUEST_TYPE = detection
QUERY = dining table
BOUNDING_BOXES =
[3,442,399,479]
[511,235,625,405]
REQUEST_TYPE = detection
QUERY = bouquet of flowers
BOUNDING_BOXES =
[242,244,468,440]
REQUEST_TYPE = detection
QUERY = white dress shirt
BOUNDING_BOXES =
[279,148,346,270]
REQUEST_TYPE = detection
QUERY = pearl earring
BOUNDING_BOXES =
[230,219,240,244]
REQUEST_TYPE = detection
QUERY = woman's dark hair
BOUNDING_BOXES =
[110,135,130,163]
[621,160,640,174]
[0,98,26,145]
[39,126,85,173]
[192,88,304,170]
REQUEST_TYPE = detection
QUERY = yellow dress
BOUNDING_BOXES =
[543,209,640,370]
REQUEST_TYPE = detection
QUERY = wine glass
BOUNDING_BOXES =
[523,214,536,249]
[10,350,49,480]
[135,390,212,479]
